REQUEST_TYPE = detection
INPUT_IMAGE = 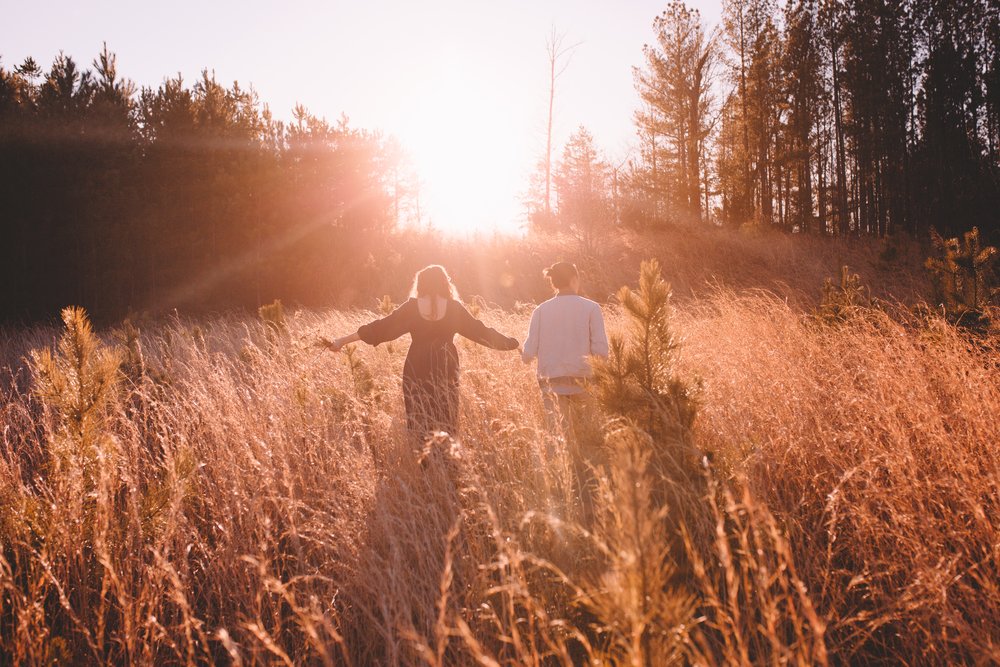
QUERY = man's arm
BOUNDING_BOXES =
[590,304,609,358]
[521,309,540,363]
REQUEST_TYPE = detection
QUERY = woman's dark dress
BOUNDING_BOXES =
[357,298,518,438]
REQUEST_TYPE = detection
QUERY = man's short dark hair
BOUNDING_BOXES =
[544,262,578,290]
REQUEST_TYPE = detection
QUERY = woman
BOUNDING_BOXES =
[321,265,519,440]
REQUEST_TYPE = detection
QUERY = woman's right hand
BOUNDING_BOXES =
[317,336,344,352]
[318,331,361,352]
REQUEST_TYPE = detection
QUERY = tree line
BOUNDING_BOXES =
[0,46,418,323]
[536,0,1000,243]
[4,1,999,322]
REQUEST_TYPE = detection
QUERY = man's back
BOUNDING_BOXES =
[522,294,609,382]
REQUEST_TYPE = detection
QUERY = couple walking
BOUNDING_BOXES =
[322,262,608,509]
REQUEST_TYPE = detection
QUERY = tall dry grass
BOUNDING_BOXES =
[678,293,1000,664]
[0,258,997,664]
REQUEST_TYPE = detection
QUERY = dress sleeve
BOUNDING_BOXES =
[589,303,609,359]
[357,299,414,346]
[454,302,519,350]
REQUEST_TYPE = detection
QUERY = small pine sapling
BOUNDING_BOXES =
[30,307,125,491]
[343,345,376,401]
[592,259,698,451]
[925,227,999,328]
[27,307,129,543]
[377,294,395,317]
[258,299,287,340]
[591,259,707,553]
[818,265,870,323]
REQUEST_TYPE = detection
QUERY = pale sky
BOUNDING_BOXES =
[3,0,722,235]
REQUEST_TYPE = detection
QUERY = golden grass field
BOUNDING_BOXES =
[1,228,998,665]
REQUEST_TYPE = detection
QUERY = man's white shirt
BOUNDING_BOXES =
[522,294,609,393]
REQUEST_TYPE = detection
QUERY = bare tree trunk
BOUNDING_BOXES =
[802,137,814,233]
[760,141,772,225]
[545,47,555,220]
[545,28,578,223]
[817,120,828,234]
[650,127,659,221]
[738,8,753,222]
[832,39,849,236]
[688,52,710,224]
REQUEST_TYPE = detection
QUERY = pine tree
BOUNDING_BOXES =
[781,0,824,233]
[554,126,612,255]
[591,260,710,603]
[258,298,287,338]
[719,0,781,227]
[29,307,125,502]
[591,260,703,505]
[925,226,999,326]
[819,0,851,236]
[817,265,870,322]
[635,2,718,225]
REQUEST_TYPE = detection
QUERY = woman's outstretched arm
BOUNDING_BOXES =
[454,303,519,351]
[318,332,360,352]
[319,299,414,352]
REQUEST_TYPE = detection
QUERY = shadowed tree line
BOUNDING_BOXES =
[0,46,409,323]
[533,0,1000,244]
[6,0,1000,325]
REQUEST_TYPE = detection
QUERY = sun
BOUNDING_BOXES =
[393,65,529,236]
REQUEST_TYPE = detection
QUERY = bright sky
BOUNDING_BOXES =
[3,0,721,235]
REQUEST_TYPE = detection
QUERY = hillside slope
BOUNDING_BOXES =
[363,225,932,311]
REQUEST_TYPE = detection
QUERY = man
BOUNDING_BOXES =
[522,261,609,521]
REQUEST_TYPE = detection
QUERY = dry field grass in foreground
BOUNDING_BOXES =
[0,263,998,665]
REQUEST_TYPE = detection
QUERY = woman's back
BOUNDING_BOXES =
[359,298,516,352]
[416,295,448,322]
